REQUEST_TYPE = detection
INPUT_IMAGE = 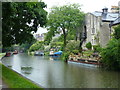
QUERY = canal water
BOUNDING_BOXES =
[2,53,120,88]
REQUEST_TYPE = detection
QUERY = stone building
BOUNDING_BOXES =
[82,8,119,49]
[34,33,45,41]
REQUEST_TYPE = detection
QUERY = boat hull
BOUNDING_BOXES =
[68,60,100,65]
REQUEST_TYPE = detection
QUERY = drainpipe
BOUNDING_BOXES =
[109,22,112,39]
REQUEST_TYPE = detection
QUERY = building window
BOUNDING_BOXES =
[91,38,96,45]
[92,39,94,45]
[91,28,95,34]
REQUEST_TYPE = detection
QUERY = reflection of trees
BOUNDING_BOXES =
[99,70,120,88]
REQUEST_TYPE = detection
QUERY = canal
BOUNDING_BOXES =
[1,53,120,88]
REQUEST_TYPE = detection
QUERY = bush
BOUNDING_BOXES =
[86,42,92,50]
[101,38,120,70]
[114,25,120,39]
[93,45,102,52]
[61,40,80,61]
[65,40,80,52]
[44,51,49,56]
[61,51,70,61]
[72,50,79,55]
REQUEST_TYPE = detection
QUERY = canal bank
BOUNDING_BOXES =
[0,63,43,89]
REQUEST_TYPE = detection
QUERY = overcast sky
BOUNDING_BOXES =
[36,0,120,34]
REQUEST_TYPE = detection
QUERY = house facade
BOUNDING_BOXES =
[34,33,45,41]
[82,8,119,49]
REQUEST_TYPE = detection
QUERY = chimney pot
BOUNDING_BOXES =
[102,8,108,14]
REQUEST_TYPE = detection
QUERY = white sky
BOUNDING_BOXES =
[36,0,120,34]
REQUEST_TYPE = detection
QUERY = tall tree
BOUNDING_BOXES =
[2,2,47,47]
[46,4,85,48]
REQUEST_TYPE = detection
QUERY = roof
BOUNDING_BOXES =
[91,11,119,22]
[111,16,120,26]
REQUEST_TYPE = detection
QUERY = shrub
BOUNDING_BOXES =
[72,50,79,55]
[93,45,102,52]
[65,40,80,52]
[61,40,80,61]
[61,51,70,61]
[86,42,92,50]
[101,38,120,70]
[114,25,120,39]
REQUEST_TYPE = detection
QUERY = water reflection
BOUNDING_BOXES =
[2,53,120,88]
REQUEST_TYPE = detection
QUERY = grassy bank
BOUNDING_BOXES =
[0,53,5,58]
[0,63,43,89]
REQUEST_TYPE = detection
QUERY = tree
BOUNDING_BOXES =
[46,4,85,48]
[2,2,47,47]
[29,41,44,52]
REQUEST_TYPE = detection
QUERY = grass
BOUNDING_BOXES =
[0,63,43,89]
[0,53,5,58]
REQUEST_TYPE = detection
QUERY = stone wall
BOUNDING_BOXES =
[99,22,110,47]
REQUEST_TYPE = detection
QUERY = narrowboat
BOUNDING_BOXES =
[4,52,11,57]
[34,51,44,56]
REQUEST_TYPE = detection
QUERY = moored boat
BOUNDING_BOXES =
[4,52,12,57]
[49,51,62,56]
[34,51,44,56]
[13,50,18,54]
[49,50,54,56]
[68,59,100,65]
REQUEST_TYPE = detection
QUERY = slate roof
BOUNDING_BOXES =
[111,16,120,26]
[91,11,119,22]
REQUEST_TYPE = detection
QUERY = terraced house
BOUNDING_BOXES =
[82,7,119,49]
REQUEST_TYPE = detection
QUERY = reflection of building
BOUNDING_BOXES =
[34,33,45,41]
[82,8,119,49]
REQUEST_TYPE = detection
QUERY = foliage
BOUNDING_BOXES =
[0,53,6,58]
[19,42,34,52]
[82,50,93,57]
[29,41,44,52]
[2,2,47,47]
[93,45,102,52]
[86,42,92,50]
[44,29,55,45]
[101,38,120,70]
[2,46,14,52]
[113,25,120,39]
[44,45,50,52]
[50,41,63,48]
[46,4,85,47]
[61,51,70,61]
[48,37,64,51]
[65,40,80,52]
[44,51,49,56]
[1,63,42,88]
[100,25,120,70]
[61,40,80,61]
[72,50,79,55]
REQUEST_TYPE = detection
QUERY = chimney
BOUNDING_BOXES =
[102,8,108,14]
